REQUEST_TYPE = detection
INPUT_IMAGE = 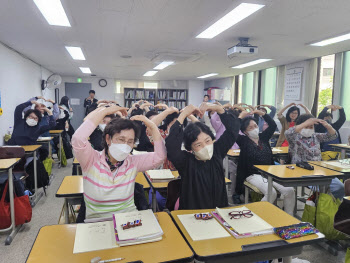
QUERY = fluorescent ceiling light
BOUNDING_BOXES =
[65,46,86,60]
[232,59,272,69]
[197,73,218,79]
[154,61,174,70]
[143,71,158,77]
[33,0,71,27]
[310,33,350,46]
[196,3,264,39]
[79,67,91,74]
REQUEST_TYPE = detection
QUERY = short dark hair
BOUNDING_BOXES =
[286,106,300,123]
[183,122,215,151]
[204,95,209,98]
[240,117,258,133]
[145,110,158,119]
[296,114,314,125]
[89,90,95,94]
[102,118,141,153]
[104,114,116,120]
[227,109,240,117]
[324,112,333,118]
[130,108,144,117]
[24,109,42,124]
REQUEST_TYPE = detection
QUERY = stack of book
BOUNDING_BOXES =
[145,169,175,183]
[113,210,163,246]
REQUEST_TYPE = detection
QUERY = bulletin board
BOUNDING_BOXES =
[285,67,303,101]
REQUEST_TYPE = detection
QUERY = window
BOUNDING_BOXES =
[237,74,243,103]
[144,82,158,89]
[340,51,350,120]
[316,54,335,115]
[115,81,121,93]
[261,67,277,106]
[241,72,254,105]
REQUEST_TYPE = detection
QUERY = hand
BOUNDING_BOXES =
[140,102,154,109]
[199,102,224,115]
[288,102,296,107]
[132,103,140,109]
[46,99,55,104]
[69,108,73,112]
[165,106,179,114]
[238,111,250,119]
[137,100,144,104]
[97,100,109,104]
[252,110,266,116]
[58,106,64,110]
[333,105,342,111]
[104,105,128,117]
[297,103,306,108]
[154,103,168,110]
[130,115,156,129]
[180,105,203,119]
[222,103,232,109]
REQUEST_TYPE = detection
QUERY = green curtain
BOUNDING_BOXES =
[340,51,350,121]
[242,72,254,105]
[261,67,277,106]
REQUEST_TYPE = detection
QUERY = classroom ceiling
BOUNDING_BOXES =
[1,0,350,81]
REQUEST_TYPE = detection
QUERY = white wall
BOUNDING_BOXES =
[188,80,205,106]
[57,76,116,103]
[0,43,54,145]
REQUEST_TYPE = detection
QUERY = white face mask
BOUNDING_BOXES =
[109,143,132,161]
[26,118,38,127]
[247,128,259,139]
[194,144,214,161]
[300,128,314,138]
[99,124,106,132]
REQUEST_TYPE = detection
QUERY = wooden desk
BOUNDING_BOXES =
[254,164,343,203]
[21,145,43,207]
[144,171,231,212]
[50,130,64,168]
[228,147,289,160]
[171,202,323,262]
[26,212,194,263]
[309,159,350,177]
[0,158,21,245]
[56,174,151,224]
[329,144,350,159]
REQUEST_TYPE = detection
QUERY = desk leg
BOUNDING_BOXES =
[341,149,346,159]
[58,134,62,168]
[65,199,70,224]
[31,151,43,207]
[48,141,52,159]
[267,175,273,203]
[224,156,229,179]
[152,189,157,212]
[3,168,23,245]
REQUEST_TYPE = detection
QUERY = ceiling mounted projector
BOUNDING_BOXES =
[227,38,258,58]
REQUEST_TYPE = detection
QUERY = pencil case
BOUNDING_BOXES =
[274,222,319,240]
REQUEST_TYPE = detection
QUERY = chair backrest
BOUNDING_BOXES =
[165,178,181,211]
[0,147,26,171]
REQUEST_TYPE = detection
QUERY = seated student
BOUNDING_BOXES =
[166,104,240,209]
[315,105,346,160]
[59,96,74,140]
[285,114,345,200]
[136,110,158,152]
[276,103,309,147]
[8,97,55,146]
[255,104,277,132]
[236,110,295,215]
[72,105,166,219]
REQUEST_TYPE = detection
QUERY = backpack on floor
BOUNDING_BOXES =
[25,159,49,194]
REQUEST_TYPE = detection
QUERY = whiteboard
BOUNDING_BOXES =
[285,67,303,101]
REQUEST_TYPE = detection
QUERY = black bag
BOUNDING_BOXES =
[25,159,49,194]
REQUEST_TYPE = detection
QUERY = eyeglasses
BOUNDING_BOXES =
[114,137,139,146]
[228,210,253,219]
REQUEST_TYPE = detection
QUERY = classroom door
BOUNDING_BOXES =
[65,82,92,130]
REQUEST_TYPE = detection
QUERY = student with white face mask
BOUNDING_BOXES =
[236,110,296,215]
[165,103,241,210]
[285,114,345,200]
[72,105,166,220]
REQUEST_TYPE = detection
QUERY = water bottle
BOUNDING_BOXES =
[7,126,13,135]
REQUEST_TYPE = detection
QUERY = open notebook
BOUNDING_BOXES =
[145,169,175,183]
[177,213,230,241]
[113,209,163,246]
[215,207,273,235]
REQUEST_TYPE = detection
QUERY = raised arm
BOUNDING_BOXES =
[257,110,277,141]
[332,106,346,131]
[150,106,179,127]
[298,104,311,115]
[277,102,295,118]
[129,115,166,172]
[38,108,56,134]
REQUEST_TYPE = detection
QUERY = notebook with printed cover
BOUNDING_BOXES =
[215,207,273,236]
[145,169,175,183]
[113,210,163,246]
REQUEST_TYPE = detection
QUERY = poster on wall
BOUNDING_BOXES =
[285,67,303,101]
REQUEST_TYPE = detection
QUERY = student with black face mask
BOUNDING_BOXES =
[315,105,346,160]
